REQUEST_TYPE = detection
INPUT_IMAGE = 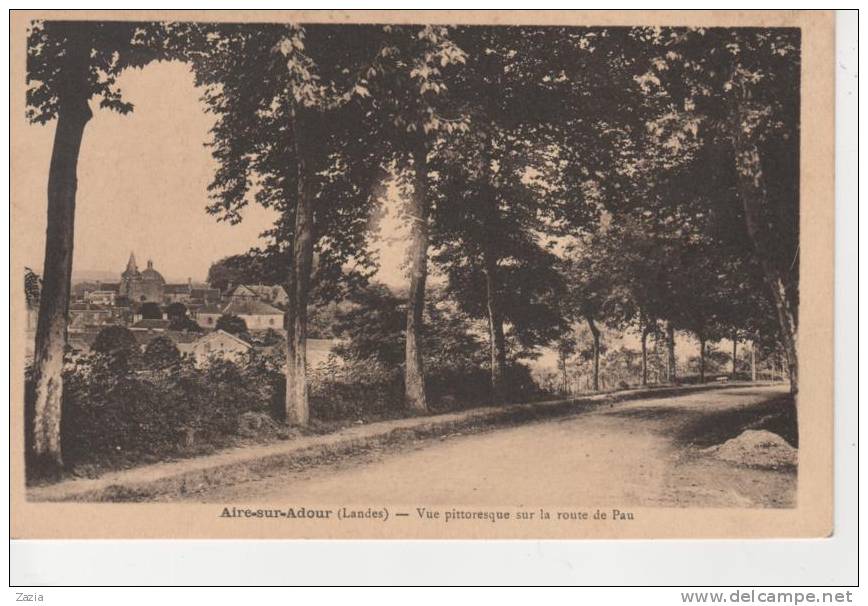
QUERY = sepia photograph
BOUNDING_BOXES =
[9,10,835,541]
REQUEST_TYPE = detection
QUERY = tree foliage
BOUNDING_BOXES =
[24,267,41,307]
[333,283,486,370]
[139,302,163,320]
[92,325,140,371]
[165,302,188,322]
[216,314,248,336]
[143,336,182,369]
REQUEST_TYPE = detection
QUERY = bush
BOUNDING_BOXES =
[216,314,247,336]
[308,356,403,422]
[168,316,202,332]
[143,336,181,369]
[28,334,547,477]
[52,350,281,472]
[92,325,140,371]
[305,354,543,422]
[253,328,284,347]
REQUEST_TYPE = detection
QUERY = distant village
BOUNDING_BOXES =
[25,253,335,367]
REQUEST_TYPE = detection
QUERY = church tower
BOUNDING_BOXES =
[119,252,166,303]
[122,252,138,278]
[119,251,141,301]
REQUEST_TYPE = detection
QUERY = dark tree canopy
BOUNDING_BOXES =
[165,302,188,322]
[333,283,485,370]
[169,316,202,333]
[143,336,182,369]
[91,325,140,371]
[139,302,163,320]
[216,314,248,336]
[27,20,174,124]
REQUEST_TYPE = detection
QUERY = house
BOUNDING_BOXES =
[163,279,221,305]
[163,282,193,304]
[194,303,224,329]
[221,299,284,331]
[68,303,115,330]
[188,330,251,367]
[190,286,221,305]
[131,318,171,331]
[84,289,117,306]
[133,330,201,353]
[73,280,119,301]
[196,300,284,331]
[229,284,288,307]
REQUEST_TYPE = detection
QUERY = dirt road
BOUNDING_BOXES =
[186,384,797,508]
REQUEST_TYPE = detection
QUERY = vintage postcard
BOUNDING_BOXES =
[10,10,834,539]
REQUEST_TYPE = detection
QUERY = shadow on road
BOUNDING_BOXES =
[714,389,790,398]
[603,393,798,448]
[674,394,797,448]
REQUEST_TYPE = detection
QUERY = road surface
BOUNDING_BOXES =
[187,384,797,508]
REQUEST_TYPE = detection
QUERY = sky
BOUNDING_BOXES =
[15,60,410,287]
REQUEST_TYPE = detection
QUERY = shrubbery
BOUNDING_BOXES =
[312,281,545,419]
[45,351,276,472]
[307,354,542,422]
[308,356,403,422]
[26,315,546,475]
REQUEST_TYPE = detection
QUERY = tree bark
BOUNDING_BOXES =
[640,323,649,387]
[284,107,315,426]
[30,36,93,477]
[733,101,798,395]
[731,330,738,379]
[771,277,798,393]
[665,320,677,383]
[478,129,506,400]
[587,316,601,392]
[698,333,706,384]
[404,139,430,413]
[750,340,757,382]
[483,248,507,400]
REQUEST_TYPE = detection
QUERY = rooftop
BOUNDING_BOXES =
[132,318,171,330]
[222,300,284,316]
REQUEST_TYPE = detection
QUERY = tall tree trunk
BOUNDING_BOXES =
[483,249,506,400]
[775,284,798,392]
[743,199,798,391]
[404,139,430,413]
[733,103,798,395]
[587,315,601,392]
[30,38,93,478]
[665,320,677,383]
[284,107,315,426]
[750,340,757,382]
[698,333,706,383]
[731,330,738,379]
[640,323,649,387]
[479,129,506,400]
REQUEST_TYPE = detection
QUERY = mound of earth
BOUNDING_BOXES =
[705,429,798,469]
